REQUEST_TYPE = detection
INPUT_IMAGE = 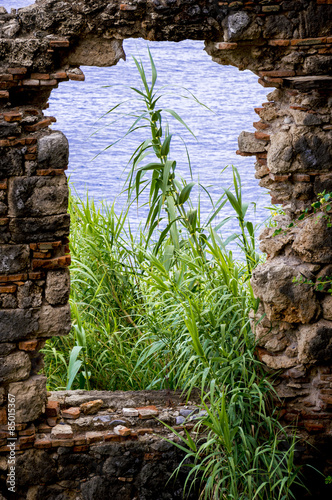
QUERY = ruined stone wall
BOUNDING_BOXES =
[0,0,331,498]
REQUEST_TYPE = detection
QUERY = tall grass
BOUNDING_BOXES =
[42,49,305,499]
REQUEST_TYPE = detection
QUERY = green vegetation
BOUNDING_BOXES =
[42,49,305,499]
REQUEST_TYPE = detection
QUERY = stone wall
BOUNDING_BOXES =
[0,0,331,498]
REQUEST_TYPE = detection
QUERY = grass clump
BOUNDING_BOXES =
[42,49,305,499]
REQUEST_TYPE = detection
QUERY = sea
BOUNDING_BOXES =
[2,0,271,246]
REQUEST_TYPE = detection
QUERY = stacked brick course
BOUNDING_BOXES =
[0,0,331,498]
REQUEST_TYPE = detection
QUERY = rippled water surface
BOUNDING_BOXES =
[3,0,271,240]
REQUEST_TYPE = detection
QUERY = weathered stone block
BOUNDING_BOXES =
[37,132,69,170]
[293,214,332,263]
[267,131,293,173]
[251,257,320,323]
[37,303,71,337]
[0,351,31,383]
[0,148,24,179]
[238,131,267,153]
[8,375,47,423]
[0,244,29,274]
[8,176,68,217]
[9,214,70,243]
[0,122,21,138]
[0,343,15,355]
[0,309,38,342]
[322,295,332,321]
[66,37,125,67]
[17,281,43,308]
[45,268,70,305]
[297,320,332,365]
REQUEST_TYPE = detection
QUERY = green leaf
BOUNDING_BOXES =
[179,182,195,205]
[161,134,172,158]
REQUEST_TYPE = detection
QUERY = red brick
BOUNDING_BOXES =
[236,150,255,157]
[0,179,7,189]
[0,74,14,82]
[32,255,71,270]
[0,218,9,226]
[10,138,26,146]
[62,407,80,419]
[318,47,332,54]
[137,428,153,436]
[0,140,10,147]
[22,79,40,86]
[37,423,52,434]
[136,405,159,419]
[67,73,85,81]
[25,137,37,145]
[24,154,36,160]
[46,401,60,418]
[257,157,267,166]
[0,91,9,99]
[0,285,16,293]
[254,131,270,141]
[19,340,38,351]
[0,273,27,282]
[268,40,290,47]
[3,111,22,122]
[36,168,66,176]
[260,70,295,78]
[253,121,269,130]
[30,241,62,251]
[35,438,52,449]
[86,431,105,444]
[104,433,125,443]
[292,174,310,182]
[254,107,264,116]
[19,435,35,446]
[304,421,325,432]
[28,271,45,280]
[290,105,309,111]
[291,37,327,46]
[31,73,50,80]
[51,72,69,80]
[0,408,7,425]
[74,435,87,446]
[215,42,238,50]
[120,3,138,10]
[51,439,74,447]
[25,118,52,132]
[73,445,89,452]
[27,146,37,154]
[33,251,52,258]
[269,173,291,182]
[49,40,70,48]
[19,424,35,437]
[7,67,27,75]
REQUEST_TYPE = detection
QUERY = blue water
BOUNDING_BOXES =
[3,0,271,242]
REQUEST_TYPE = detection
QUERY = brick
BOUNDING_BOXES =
[45,401,60,418]
[34,438,52,449]
[33,251,52,258]
[257,157,267,166]
[268,40,290,47]
[10,138,26,146]
[114,425,131,437]
[3,111,22,122]
[51,72,68,80]
[0,273,28,282]
[0,408,7,425]
[30,241,62,251]
[262,5,280,11]
[0,140,10,147]
[7,68,27,75]
[254,107,264,116]
[49,40,70,48]
[253,121,269,130]
[80,399,103,415]
[27,146,37,154]
[304,421,325,432]
[22,79,40,86]
[215,42,238,50]
[24,154,36,160]
[74,435,87,446]
[256,152,267,159]
[136,405,159,419]
[120,3,138,10]
[292,174,310,182]
[25,137,37,145]
[236,150,255,156]
[0,285,16,293]
[269,173,291,182]
[62,407,80,419]
[86,431,105,444]
[19,340,38,351]
[0,74,14,82]
[19,435,35,446]
[260,70,295,78]
[104,433,125,443]
[40,79,58,87]
[32,255,71,270]
[51,439,74,447]
[291,38,327,46]
[25,118,52,132]
[0,91,9,98]
[137,428,153,435]
[254,131,270,141]
[290,105,309,111]
[28,271,45,280]
[73,445,89,452]
[0,218,9,226]
[31,73,50,80]
[37,423,52,433]
[36,168,67,176]
[19,425,35,437]
[67,73,85,81]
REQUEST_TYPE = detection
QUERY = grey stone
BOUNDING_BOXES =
[0,244,29,274]
[45,268,70,305]
[0,294,17,308]
[66,37,125,66]
[238,131,267,153]
[0,387,4,405]
[293,214,332,263]
[225,11,251,41]
[17,281,43,308]
[8,375,47,423]
[0,308,38,342]
[179,409,197,418]
[9,214,70,243]
[37,132,69,169]
[322,295,332,321]
[0,343,15,355]
[15,449,57,485]
[0,351,31,383]
[175,416,185,425]
[8,176,68,217]
[2,20,20,38]
[263,14,293,39]
[268,131,293,173]
[297,320,332,365]
[51,424,73,439]
[0,148,24,179]
[37,303,72,337]
[0,122,21,139]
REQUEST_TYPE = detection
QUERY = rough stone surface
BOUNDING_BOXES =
[9,214,70,243]
[8,375,47,423]
[45,268,70,305]
[37,132,69,169]
[238,131,267,153]
[0,350,31,383]
[0,309,38,342]
[0,244,29,274]
[37,303,71,337]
